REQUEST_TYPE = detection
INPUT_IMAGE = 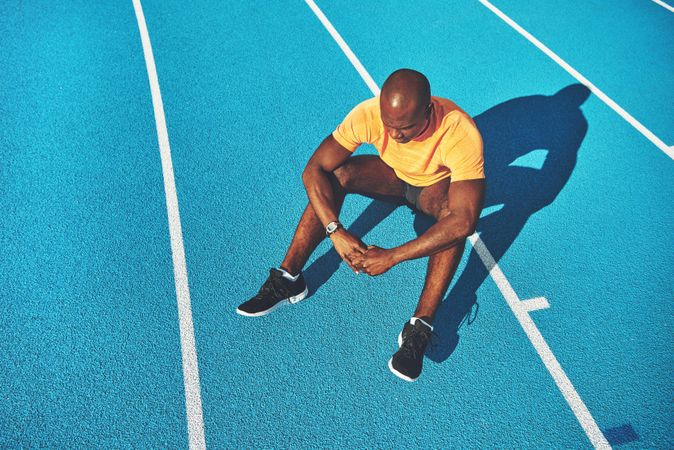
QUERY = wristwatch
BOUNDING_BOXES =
[325,220,342,236]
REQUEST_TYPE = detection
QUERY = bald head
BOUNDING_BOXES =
[380,69,432,143]
[381,69,431,116]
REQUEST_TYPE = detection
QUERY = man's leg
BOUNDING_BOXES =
[413,177,466,322]
[388,177,468,381]
[238,155,405,317]
[413,243,465,319]
[280,155,406,275]
[279,191,344,276]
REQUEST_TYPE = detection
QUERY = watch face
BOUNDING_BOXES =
[327,222,338,233]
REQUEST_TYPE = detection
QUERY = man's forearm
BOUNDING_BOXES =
[302,167,340,228]
[392,214,473,263]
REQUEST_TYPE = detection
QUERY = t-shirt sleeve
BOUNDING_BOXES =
[332,99,375,152]
[440,117,485,182]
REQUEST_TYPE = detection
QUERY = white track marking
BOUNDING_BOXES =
[652,0,674,13]
[304,0,380,95]
[304,2,610,448]
[469,235,609,449]
[132,1,206,449]
[478,0,673,161]
[519,296,550,312]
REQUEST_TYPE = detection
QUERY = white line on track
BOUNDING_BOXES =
[304,0,610,448]
[304,0,380,96]
[652,0,674,13]
[519,296,550,312]
[468,235,609,449]
[477,0,673,161]
[131,1,206,449]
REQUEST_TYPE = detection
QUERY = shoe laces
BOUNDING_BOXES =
[258,269,291,299]
[400,324,433,360]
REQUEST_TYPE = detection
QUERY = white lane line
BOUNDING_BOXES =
[304,0,380,95]
[131,1,206,449]
[469,235,609,448]
[478,0,674,161]
[652,0,674,13]
[519,296,550,312]
[304,2,610,448]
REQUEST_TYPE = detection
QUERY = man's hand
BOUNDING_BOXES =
[330,229,368,273]
[352,245,399,276]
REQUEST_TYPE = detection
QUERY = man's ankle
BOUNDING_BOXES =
[279,265,298,275]
[411,316,434,330]
[279,266,300,281]
[412,314,433,324]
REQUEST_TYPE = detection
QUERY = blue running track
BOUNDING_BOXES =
[1,0,672,447]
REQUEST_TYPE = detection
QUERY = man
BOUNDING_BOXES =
[237,69,485,382]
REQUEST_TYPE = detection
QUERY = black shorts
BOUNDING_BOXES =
[402,181,424,211]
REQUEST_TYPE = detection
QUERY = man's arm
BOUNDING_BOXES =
[354,179,484,276]
[302,135,368,271]
[393,179,485,262]
[302,134,352,228]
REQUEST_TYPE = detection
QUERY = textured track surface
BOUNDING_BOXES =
[1,0,672,447]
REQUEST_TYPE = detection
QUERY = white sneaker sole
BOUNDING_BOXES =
[389,329,420,382]
[388,358,417,382]
[236,285,309,317]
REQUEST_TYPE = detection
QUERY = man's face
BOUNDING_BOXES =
[381,102,432,144]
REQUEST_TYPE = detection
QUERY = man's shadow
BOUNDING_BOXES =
[423,84,590,361]
[304,84,591,361]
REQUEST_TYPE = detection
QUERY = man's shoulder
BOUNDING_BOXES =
[432,96,479,146]
[341,96,380,129]
[334,96,382,148]
[432,96,470,118]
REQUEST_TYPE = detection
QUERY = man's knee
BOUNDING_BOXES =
[417,178,451,219]
[418,196,450,220]
[430,204,451,221]
[429,206,474,235]
[332,161,357,191]
[331,155,404,199]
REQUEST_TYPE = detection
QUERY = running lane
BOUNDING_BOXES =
[142,0,597,447]
[479,0,674,148]
[316,0,673,447]
[0,2,188,446]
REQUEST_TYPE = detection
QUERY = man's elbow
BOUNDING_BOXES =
[301,163,317,187]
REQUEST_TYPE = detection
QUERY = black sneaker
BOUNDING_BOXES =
[236,268,308,317]
[388,317,433,382]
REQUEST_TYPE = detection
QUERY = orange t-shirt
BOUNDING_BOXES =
[332,96,484,186]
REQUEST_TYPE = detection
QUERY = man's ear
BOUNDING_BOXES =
[425,102,433,117]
